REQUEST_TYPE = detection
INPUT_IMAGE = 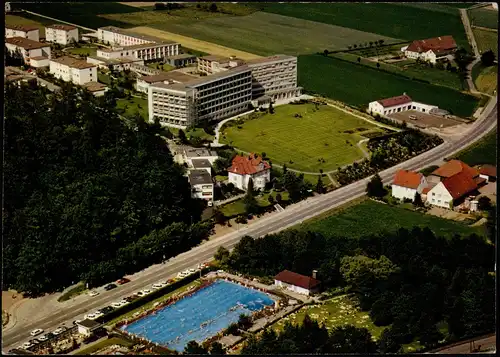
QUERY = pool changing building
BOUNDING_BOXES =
[149,55,301,128]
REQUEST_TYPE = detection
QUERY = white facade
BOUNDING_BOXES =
[228,169,271,191]
[5,26,40,42]
[274,280,312,296]
[98,26,152,46]
[392,176,427,202]
[5,39,51,65]
[405,49,448,64]
[45,25,79,46]
[5,2,11,12]
[369,100,438,116]
[426,182,453,209]
[86,56,144,71]
[190,182,214,201]
[49,57,97,85]
[30,56,50,68]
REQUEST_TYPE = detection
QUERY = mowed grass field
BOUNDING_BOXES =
[455,129,497,166]
[252,3,470,50]
[473,64,498,95]
[116,96,148,120]
[113,11,400,56]
[473,28,499,56]
[220,104,383,173]
[301,199,484,239]
[5,14,49,37]
[469,7,499,29]
[298,54,480,118]
[129,26,261,60]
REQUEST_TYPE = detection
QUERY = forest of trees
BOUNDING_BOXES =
[4,82,212,296]
[215,224,495,350]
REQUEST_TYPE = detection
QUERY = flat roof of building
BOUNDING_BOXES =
[83,82,108,92]
[88,55,141,65]
[77,319,102,329]
[199,55,231,62]
[245,54,296,65]
[191,158,212,168]
[185,148,218,158]
[139,70,196,84]
[5,24,39,32]
[47,24,77,31]
[51,56,96,69]
[98,26,175,44]
[5,37,48,50]
[188,170,213,185]
[184,65,251,87]
[167,53,197,60]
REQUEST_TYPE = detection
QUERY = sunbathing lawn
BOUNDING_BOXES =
[146,61,176,72]
[219,191,290,217]
[220,104,383,173]
[116,96,148,120]
[74,336,134,355]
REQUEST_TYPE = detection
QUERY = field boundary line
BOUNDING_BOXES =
[22,10,96,32]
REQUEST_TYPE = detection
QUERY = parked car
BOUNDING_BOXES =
[22,342,34,350]
[93,311,104,318]
[52,326,67,335]
[37,334,49,342]
[119,299,129,305]
[152,283,165,289]
[84,313,97,320]
[88,290,99,297]
[111,302,123,308]
[29,339,40,345]
[137,289,151,297]
[104,283,117,291]
[30,328,44,336]
[116,278,130,285]
[73,319,82,325]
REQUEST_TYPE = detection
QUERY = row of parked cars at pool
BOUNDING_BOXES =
[20,325,71,351]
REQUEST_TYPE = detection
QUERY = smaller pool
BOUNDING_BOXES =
[122,280,274,351]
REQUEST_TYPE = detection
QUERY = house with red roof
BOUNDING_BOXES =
[476,164,497,183]
[404,35,457,64]
[274,270,321,296]
[227,153,271,191]
[425,160,485,209]
[368,93,438,116]
[391,169,428,202]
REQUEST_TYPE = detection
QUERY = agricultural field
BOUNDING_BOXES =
[332,52,463,90]
[220,104,384,173]
[472,28,499,56]
[298,54,480,118]
[5,14,48,37]
[454,129,497,167]
[252,3,470,50]
[116,96,148,120]
[469,7,499,29]
[123,12,399,56]
[472,64,498,95]
[301,199,485,239]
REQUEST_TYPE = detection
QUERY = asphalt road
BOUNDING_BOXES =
[432,334,496,354]
[2,99,497,351]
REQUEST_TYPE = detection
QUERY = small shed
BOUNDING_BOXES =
[478,164,497,183]
[76,319,102,336]
[274,270,321,296]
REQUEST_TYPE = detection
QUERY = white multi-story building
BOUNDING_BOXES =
[135,71,195,94]
[87,55,144,72]
[391,169,427,202]
[49,56,97,85]
[197,55,244,75]
[5,37,51,66]
[149,66,253,128]
[368,94,438,117]
[227,153,271,191]
[5,24,40,41]
[96,42,179,62]
[45,24,79,45]
[97,26,155,46]
[245,55,302,101]
[188,170,214,202]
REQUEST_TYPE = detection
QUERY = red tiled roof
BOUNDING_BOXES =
[6,24,40,32]
[274,270,321,290]
[406,35,457,54]
[377,94,412,108]
[431,160,478,179]
[5,37,48,50]
[479,164,496,178]
[422,186,433,195]
[393,169,423,189]
[227,153,271,175]
[441,171,478,200]
[47,24,77,31]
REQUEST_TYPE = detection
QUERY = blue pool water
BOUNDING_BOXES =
[122,280,274,351]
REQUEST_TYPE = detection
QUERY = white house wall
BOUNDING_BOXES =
[426,182,453,208]
[229,169,271,191]
[274,280,310,296]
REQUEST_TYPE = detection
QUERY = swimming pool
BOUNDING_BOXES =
[122,279,275,351]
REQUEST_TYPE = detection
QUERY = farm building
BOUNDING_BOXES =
[274,270,321,296]
[165,53,197,67]
[404,36,457,64]
[5,37,51,67]
[391,169,427,202]
[49,56,97,85]
[368,93,438,116]
[477,164,497,183]
[45,24,79,46]
[5,24,40,42]
[227,153,271,191]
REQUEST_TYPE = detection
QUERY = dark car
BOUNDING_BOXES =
[116,278,130,285]
[104,283,117,291]
[100,306,114,314]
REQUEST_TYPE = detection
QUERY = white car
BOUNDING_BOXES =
[111,302,123,308]
[22,342,34,349]
[217,270,224,274]
[93,311,104,318]
[140,289,151,295]
[37,335,48,342]
[152,283,165,289]
[177,272,186,278]
[85,313,97,320]
[119,299,129,305]
[30,328,44,336]
[52,328,63,336]
[88,290,99,297]
[188,268,196,274]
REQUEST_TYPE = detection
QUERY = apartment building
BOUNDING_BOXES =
[197,55,244,75]
[97,26,155,46]
[49,56,97,85]
[95,41,179,62]
[245,55,301,101]
[149,66,252,128]
[5,37,51,66]
[5,24,40,41]
[136,71,195,94]
[45,24,79,45]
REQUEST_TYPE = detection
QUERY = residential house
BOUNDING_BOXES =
[368,93,438,117]
[5,24,40,41]
[227,153,271,191]
[49,56,97,85]
[165,53,197,67]
[188,169,214,202]
[5,37,51,66]
[392,169,427,201]
[404,36,457,64]
[45,24,79,45]
[274,270,321,296]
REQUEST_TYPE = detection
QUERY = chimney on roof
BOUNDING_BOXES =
[403,92,406,96]
[438,37,441,40]
[312,270,318,280]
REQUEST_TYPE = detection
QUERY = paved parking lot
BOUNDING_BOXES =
[388,110,465,129]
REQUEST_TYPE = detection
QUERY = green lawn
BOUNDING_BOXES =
[252,3,469,50]
[75,337,134,355]
[116,96,148,120]
[65,46,98,57]
[469,7,499,29]
[221,104,383,173]
[219,191,290,217]
[298,54,480,118]
[332,52,463,90]
[454,129,497,166]
[301,199,484,239]
[472,64,498,95]
[472,28,499,56]
[146,61,176,72]
[57,282,87,302]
